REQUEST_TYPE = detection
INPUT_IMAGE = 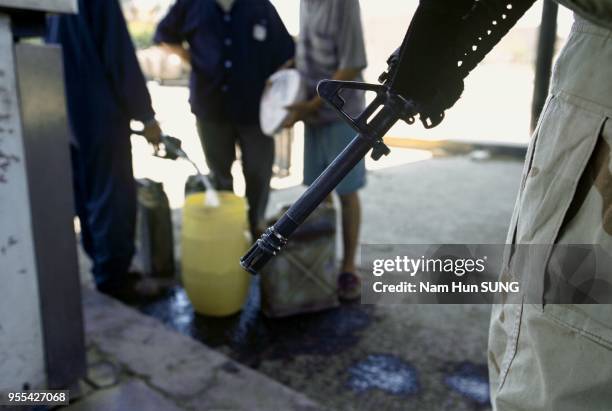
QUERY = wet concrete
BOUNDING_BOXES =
[347,354,420,396]
[134,157,524,410]
[139,280,493,411]
[139,278,373,366]
[443,362,490,407]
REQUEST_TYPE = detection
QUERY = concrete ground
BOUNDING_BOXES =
[72,154,522,410]
[61,288,322,411]
[73,81,525,410]
[135,155,523,411]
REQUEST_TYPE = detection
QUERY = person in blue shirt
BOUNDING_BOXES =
[154,0,295,236]
[47,0,163,301]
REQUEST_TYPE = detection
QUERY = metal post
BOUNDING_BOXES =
[531,0,558,132]
[0,0,84,394]
[0,14,47,393]
[16,42,86,391]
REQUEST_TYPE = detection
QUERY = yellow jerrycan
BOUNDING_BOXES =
[181,192,251,316]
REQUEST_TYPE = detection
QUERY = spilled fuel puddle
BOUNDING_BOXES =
[139,279,372,362]
[443,362,490,406]
[266,298,372,358]
[347,354,419,396]
[140,287,492,409]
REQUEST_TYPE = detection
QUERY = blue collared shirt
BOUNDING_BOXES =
[154,0,295,126]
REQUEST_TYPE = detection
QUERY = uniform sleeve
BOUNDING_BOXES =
[88,0,155,122]
[337,0,367,71]
[154,0,189,45]
[266,2,295,73]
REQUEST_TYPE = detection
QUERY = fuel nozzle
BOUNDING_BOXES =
[154,135,186,160]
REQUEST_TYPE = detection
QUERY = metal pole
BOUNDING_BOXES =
[531,0,558,132]
[0,2,85,393]
[16,42,86,391]
[0,14,47,393]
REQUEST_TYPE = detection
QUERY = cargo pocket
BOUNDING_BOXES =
[509,94,604,308]
[490,97,555,394]
[543,304,612,350]
[494,95,606,393]
[502,94,554,267]
[513,94,604,248]
[542,115,612,350]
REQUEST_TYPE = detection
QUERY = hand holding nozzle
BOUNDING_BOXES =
[136,130,221,208]
[142,119,163,147]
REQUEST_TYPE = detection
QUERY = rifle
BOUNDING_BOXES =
[241,0,537,275]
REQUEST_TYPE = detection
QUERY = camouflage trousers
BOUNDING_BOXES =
[488,16,612,410]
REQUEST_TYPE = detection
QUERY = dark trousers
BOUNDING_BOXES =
[196,120,274,232]
[71,130,136,289]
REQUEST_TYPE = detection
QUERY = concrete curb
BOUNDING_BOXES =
[81,288,324,411]
[384,137,528,158]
